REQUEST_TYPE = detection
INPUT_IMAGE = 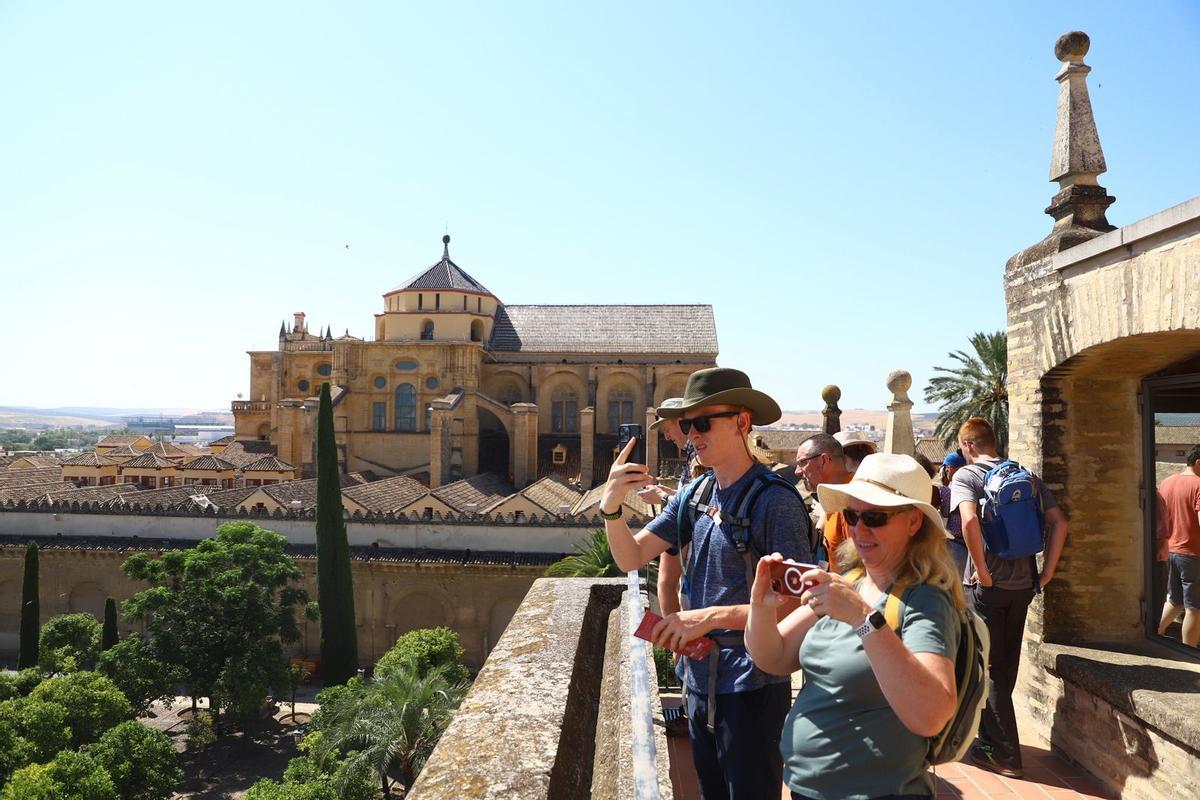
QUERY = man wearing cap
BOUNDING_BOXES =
[601,367,811,800]
[794,433,853,571]
[939,451,968,577]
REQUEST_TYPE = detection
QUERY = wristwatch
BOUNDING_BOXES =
[599,506,623,521]
[853,610,886,639]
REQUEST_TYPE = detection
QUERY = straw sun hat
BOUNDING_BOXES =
[816,452,947,536]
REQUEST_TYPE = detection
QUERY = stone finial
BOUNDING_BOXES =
[883,370,915,457]
[1047,30,1115,233]
[821,385,842,435]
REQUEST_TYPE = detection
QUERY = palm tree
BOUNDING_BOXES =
[545,529,659,586]
[309,658,467,796]
[925,330,1009,453]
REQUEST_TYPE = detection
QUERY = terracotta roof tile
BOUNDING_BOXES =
[431,472,515,513]
[179,455,237,471]
[750,429,819,450]
[1155,426,1200,445]
[100,444,139,457]
[42,483,144,503]
[573,483,653,520]
[242,455,295,472]
[62,452,120,467]
[342,475,431,513]
[218,440,278,467]
[122,452,177,470]
[513,475,583,515]
[488,305,717,354]
[171,486,260,511]
[110,484,210,510]
[0,482,77,503]
[97,435,149,447]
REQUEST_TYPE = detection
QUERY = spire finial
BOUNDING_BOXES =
[1046,30,1114,233]
[442,233,451,260]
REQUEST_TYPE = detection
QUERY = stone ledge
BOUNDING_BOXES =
[1036,641,1200,752]
[1051,195,1200,272]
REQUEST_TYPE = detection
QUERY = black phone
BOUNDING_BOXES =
[618,423,644,465]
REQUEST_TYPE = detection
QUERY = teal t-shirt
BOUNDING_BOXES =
[781,582,960,800]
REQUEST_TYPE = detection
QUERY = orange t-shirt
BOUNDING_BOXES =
[1157,471,1200,557]
[823,511,851,573]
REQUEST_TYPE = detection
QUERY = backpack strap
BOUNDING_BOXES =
[676,472,716,609]
[726,472,801,589]
[842,567,912,631]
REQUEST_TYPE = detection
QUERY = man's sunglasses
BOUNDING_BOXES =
[678,411,741,435]
[842,506,912,528]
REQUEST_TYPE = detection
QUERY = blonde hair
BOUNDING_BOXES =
[837,509,967,611]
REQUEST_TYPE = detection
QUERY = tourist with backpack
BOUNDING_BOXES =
[951,417,1070,779]
[601,367,811,800]
[746,453,977,800]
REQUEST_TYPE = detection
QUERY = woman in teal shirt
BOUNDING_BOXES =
[746,453,965,800]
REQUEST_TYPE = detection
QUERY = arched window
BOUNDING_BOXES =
[421,320,434,340]
[395,384,417,431]
[470,319,484,342]
[608,389,634,433]
[552,388,579,434]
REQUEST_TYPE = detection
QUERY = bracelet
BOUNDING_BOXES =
[599,506,623,521]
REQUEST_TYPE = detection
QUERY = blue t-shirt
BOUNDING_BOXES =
[645,461,811,694]
[782,583,960,800]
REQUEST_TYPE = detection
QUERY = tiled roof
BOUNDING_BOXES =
[5,454,60,468]
[109,484,209,510]
[102,445,139,457]
[513,475,583,515]
[431,472,515,513]
[242,455,295,473]
[750,429,819,451]
[97,435,148,447]
[260,480,321,509]
[1155,426,1200,445]
[146,441,190,460]
[179,455,237,472]
[342,475,430,513]
[390,239,493,295]
[210,435,236,446]
[573,483,653,519]
[0,468,63,488]
[488,305,717,354]
[171,486,260,511]
[915,437,955,464]
[175,444,206,456]
[122,452,178,470]
[218,440,278,468]
[62,452,120,467]
[0,482,77,504]
[41,483,144,503]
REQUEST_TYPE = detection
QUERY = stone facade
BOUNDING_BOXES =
[232,237,715,488]
[1005,31,1200,799]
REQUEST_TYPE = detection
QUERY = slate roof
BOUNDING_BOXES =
[122,452,178,470]
[488,305,717,354]
[179,455,237,472]
[342,475,431,513]
[431,472,516,513]
[62,452,120,467]
[390,238,493,295]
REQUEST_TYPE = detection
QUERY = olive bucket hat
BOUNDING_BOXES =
[676,367,782,426]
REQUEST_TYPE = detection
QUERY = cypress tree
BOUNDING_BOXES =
[101,597,119,651]
[18,541,39,669]
[315,381,358,684]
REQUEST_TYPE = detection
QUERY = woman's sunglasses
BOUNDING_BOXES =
[678,411,741,435]
[842,506,912,528]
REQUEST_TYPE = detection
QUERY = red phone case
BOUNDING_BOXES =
[634,610,714,659]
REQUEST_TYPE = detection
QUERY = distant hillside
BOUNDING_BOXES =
[777,409,941,430]
[0,406,232,429]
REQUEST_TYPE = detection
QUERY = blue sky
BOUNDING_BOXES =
[1,1,1196,414]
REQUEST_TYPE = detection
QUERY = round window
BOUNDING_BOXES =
[374,376,386,389]
[425,377,439,390]
[317,363,332,377]
[298,379,310,392]
[394,360,418,371]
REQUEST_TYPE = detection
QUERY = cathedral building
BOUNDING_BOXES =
[232,236,717,487]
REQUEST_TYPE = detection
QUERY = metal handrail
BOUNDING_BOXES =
[626,570,661,799]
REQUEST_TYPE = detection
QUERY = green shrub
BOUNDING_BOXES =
[38,613,102,673]
[184,711,216,751]
[652,645,679,689]
[89,721,181,800]
[375,627,469,685]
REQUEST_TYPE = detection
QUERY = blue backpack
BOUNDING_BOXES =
[979,460,1045,559]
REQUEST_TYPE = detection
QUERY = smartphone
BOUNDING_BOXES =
[769,560,820,597]
[618,423,644,465]
[634,610,714,660]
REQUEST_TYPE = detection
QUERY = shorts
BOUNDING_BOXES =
[1166,552,1200,609]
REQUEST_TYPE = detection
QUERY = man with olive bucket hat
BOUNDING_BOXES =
[602,367,811,800]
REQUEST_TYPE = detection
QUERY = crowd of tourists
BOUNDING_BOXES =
[600,366,1072,800]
